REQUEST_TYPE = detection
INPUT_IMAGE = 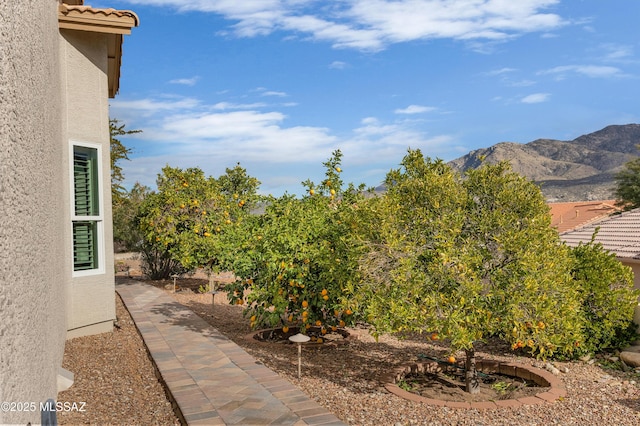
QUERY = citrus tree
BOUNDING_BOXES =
[225,151,368,340]
[136,165,255,279]
[359,150,585,393]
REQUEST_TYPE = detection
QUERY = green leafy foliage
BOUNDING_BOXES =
[615,147,640,210]
[225,150,368,335]
[113,182,150,252]
[569,237,640,353]
[135,164,256,279]
[359,150,586,368]
[109,118,140,204]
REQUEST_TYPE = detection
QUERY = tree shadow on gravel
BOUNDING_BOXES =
[616,398,640,413]
[159,292,540,396]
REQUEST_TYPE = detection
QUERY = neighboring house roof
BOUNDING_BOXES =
[561,207,640,259]
[58,2,139,97]
[548,200,621,233]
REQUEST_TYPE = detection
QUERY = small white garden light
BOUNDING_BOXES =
[289,333,311,378]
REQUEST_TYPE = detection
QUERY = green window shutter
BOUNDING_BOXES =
[73,221,98,271]
[73,145,100,272]
[73,147,99,216]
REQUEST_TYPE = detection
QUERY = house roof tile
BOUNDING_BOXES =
[548,200,621,233]
[58,3,139,34]
[561,207,640,259]
[58,2,138,98]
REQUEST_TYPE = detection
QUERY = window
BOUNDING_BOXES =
[71,143,104,274]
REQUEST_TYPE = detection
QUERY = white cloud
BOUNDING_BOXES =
[110,97,201,113]
[521,93,550,104]
[329,61,348,69]
[394,105,436,115]
[598,43,634,62]
[121,0,566,51]
[509,79,536,87]
[261,90,288,97]
[213,102,267,110]
[539,65,624,79]
[485,67,517,76]
[115,95,456,194]
[169,76,199,86]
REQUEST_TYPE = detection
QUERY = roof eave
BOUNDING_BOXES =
[58,4,139,98]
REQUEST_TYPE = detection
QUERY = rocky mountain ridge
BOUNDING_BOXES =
[447,124,640,202]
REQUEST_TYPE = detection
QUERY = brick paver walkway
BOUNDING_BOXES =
[116,279,346,426]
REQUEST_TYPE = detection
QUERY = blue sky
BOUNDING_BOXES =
[102,0,640,196]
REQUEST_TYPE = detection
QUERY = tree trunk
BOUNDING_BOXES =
[465,348,480,394]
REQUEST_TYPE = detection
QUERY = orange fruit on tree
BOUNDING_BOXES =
[322,295,329,301]
[302,300,309,308]
[339,320,345,327]
[430,333,439,341]
[288,314,294,322]
[447,356,456,364]
[345,309,353,315]
[315,320,322,326]
[331,326,337,332]
[537,321,545,329]
[321,289,328,296]
[282,326,289,333]
[250,315,256,322]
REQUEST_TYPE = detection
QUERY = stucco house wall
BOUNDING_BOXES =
[60,29,116,338]
[1,1,137,423]
[0,1,68,424]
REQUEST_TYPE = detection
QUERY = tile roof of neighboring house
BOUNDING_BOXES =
[58,2,139,98]
[548,200,621,233]
[561,207,640,259]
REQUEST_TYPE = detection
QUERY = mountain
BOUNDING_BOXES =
[447,124,640,202]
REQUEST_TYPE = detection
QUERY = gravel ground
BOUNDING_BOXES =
[58,268,640,425]
[57,294,180,425]
[168,277,640,426]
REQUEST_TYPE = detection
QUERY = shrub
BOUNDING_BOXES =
[569,237,640,354]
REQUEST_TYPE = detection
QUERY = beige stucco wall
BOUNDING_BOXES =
[60,29,116,338]
[0,1,68,424]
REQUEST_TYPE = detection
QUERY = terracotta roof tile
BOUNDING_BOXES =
[59,3,139,32]
[561,208,640,259]
[548,200,620,233]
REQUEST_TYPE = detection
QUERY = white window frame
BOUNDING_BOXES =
[70,141,105,277]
